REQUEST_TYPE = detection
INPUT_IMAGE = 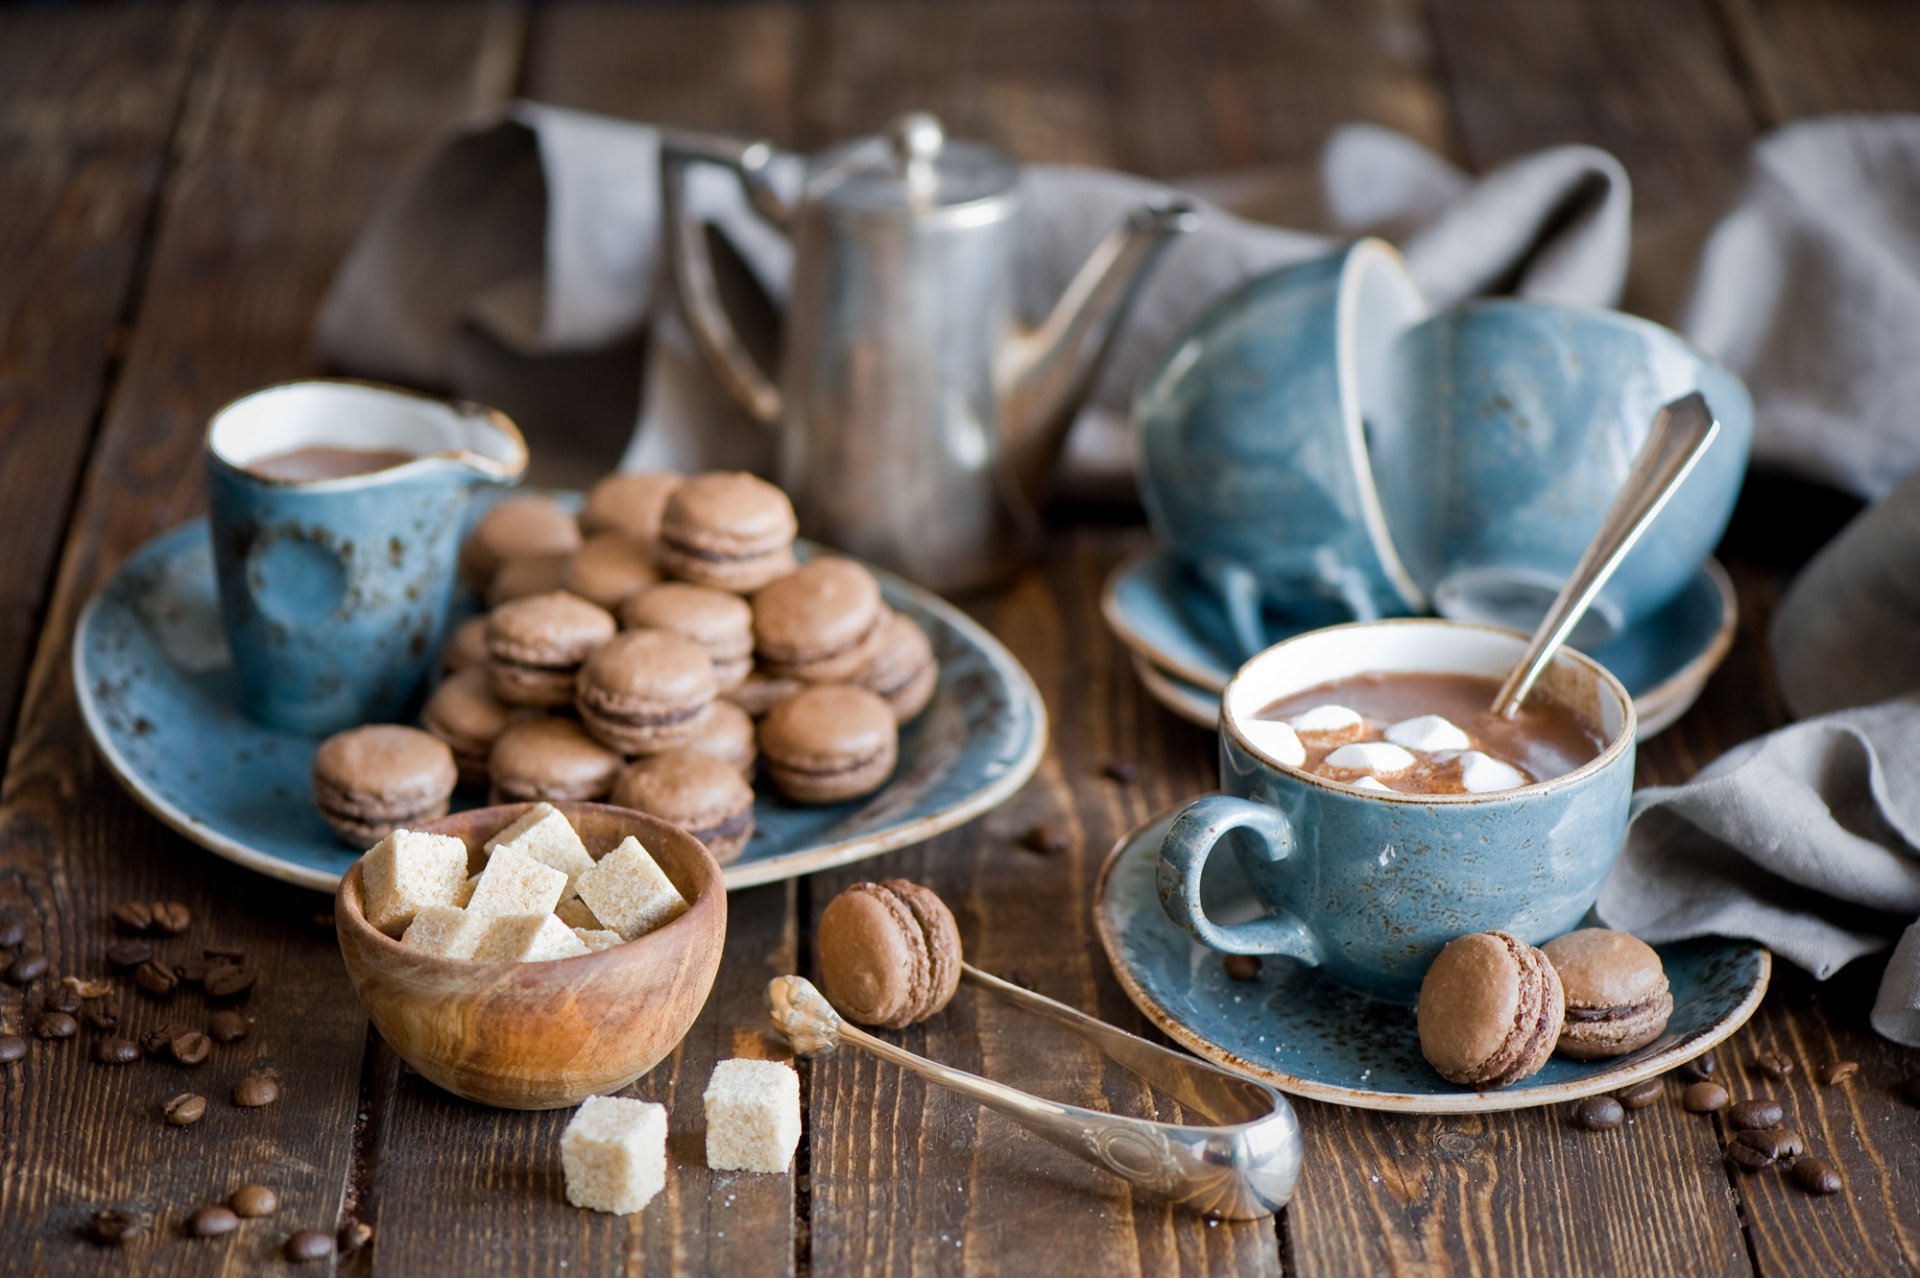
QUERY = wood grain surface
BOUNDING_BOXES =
[1,1,1916,1275]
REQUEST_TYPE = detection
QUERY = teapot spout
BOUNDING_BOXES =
[999,201,1197,504]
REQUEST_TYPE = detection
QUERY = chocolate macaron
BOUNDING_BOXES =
[311,725,458,847]
[679,697,758,775]
[620,582,754,692]
[759,685,898,804]
[728,669,806,719]
[611,750,755,864]
[460,495,581,587]
[816,880,963,1028]
[847,612,938,723]
[441,615,491,673]
[488,717,623,804]
[486,551,575,607]
[656,471,798,593]
[1542,928,1674,1059]
[564,533,660,610]
[486,590,617,708]
[579,471,684,545]
[419,668,523,786]
[752,558,889,683]
[574,628,718,754]
[1416,931,1566,1089]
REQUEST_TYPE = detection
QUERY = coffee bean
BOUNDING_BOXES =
[1100,758,1138,784]
[45,985,81,1015]
[230,1184,279,1218]
[85,1001,122,1033]
[204,944,248,962]
[1817,1060,1858,1086]
[1223,954,1263,982]
[338,1220,374,1254]
[168,1031,211,1067]
[1726,1139,1775,1172]
[32,1012,77,1040]
[187,1205,238,1239]
[207,1010,249,1043]
[0,918,25,949]
[1755,1051,1795,1080]
[1902,1074,1920,1107]
[1733,1127,1804,1162]
[1682,1081,1729,1112]
[90,1208,143,1246]
[63,975,112,1000]
[6,949,47,984]
[134,959,179,998]
[1616,1078,1664,1110]
[104,939,153,971]
[203,963,256,1001]
[0,1034,26,1064]
[150,901,191,936]
[141,1022,190,1057]
[92,1037,139,1065]
[1728,1098,1785,1131]
[1791,1156,1843,1195]
[233,1074,280,1108]
[1677,1051,1716,1083]
[162,1093,206,1127]
[284,1230,333,1263]
[112,901,155,933]
[1572,1096,1624,1131]
[175,957,209,985]
[1020,823,1071,856]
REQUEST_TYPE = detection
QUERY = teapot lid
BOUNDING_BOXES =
[807,112,1017,219]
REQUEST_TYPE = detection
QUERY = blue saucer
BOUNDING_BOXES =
[1095,809,1769,1113]
[1102,548,1736,737]
[75,520,1046,893]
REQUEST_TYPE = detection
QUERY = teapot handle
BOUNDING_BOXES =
[660,133,788,426]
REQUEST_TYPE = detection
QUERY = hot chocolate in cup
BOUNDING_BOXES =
[1156,618,1636,1003]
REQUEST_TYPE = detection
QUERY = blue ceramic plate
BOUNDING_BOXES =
[75,520,1046,893]
[1095,808,1769,1113]
[1102,547,1736,738]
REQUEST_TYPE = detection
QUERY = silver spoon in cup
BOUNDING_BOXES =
[1490,392,1723,718]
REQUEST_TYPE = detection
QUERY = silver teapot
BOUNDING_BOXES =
[662,112,1194,594]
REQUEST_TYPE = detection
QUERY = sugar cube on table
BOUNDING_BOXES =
[573,928,624,953]
[399,906,485,960]
[359,830,470,936]
[704,1058,801,1173]
[471,914,591,963]
[485,803,595,895]
[555,897,603,931]
[466,845,568,920]
[575,837,688,941]
[561,1096,668,1214]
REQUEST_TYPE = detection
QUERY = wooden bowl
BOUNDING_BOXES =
[334,802,728,1110]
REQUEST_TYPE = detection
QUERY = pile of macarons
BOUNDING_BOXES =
[1415,926,1673,1089]
[310,470,939,865]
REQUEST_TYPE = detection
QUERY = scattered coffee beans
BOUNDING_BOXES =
[1735,1127,1805,1162]
[174,957,209,986]
[203,963,256,1001]
[204,944,247,963]
[168,1031,211,1067]
[62,975,112,1000]
[187,1205,238,1239]
[233,1074,280,1108]
[207,1010,248,1043]
[134,959,179,998]
[1791,1156,1843,1195]
[45,985,81,1016]
[32,1011,77,1040]
[1100,758,1138,784]
[338,1220,374,1254]
[1572,1097,1624,1131]
[1727,1098,1785,1131]
[1817,1060,1858,1086]
[1677,1051,1716,1083]
[150,901,191,936]
[0,1034,26,1064]
[111,901,155,933]
[104,940,153,971]
[1682,1081,1729,1113]
[284,1230,333,1263]
[6,949,48,984]
[230,1185,279,1218]
[1726,1138,1774,1172]
[1616,1078,1663,1110]
[90,1208,143,1246]
[1755,1051,1795,1080]
[142,1023,190,1057]
[162,1093,207,1127]
[92,1037,139,1065]
[1020,823,1071,856]
[1223,954,1263,982]
[1902,1074,1920,1107]
[0,918,25,948]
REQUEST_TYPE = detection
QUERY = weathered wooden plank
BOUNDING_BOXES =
[0,2,208,777]
[1714,0,1920,125]
[0,4,514,1273]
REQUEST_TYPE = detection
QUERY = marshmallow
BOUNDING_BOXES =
[1243,720,1306,767]
[1323,741,1416,774]
[1459,751,1527,793]
[1385,714,1471,754]
[1289,704,1362,735]
[1350,776,1395,794]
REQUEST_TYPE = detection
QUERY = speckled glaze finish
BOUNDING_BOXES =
[205,381,526,734]
[1135,239,1429,656]
[1105,809,1770,1113]
[1158,619,1636,1003]
[1374,302,1753,643]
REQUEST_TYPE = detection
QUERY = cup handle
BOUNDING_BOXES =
[1156,796,1325,964]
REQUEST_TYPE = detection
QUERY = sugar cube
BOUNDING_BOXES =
[471,914,591,963]
[573,928,624,953]
[456,873,478,908]
[486,803,595,895]
[555,896,603,931]
[359,830,470,936]
[466,845,568,920]
[399,905,485,959]
[703,1058,801,1173]
[561,1095,668,1214]
[575,837,688,941]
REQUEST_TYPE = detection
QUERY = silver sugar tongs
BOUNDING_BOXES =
[766,969,1303,1220]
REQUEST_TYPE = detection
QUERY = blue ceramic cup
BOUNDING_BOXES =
[206,380,527,734]
[1135,239,1430,658]
[1156,618,1636,1002]
[1372,302,1753,646]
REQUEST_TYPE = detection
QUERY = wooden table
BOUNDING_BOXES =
[3,2,1916,1273]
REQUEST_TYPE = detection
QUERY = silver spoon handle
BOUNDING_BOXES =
[1490,392,1722,719]
[765,970,1302,1220]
